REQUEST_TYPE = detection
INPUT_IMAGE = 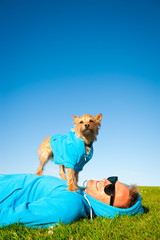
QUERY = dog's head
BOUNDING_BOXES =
[72,113,102,144]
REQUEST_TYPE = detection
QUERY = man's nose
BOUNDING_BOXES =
[102,178,109,185]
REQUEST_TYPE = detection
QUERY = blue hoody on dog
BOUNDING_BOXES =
[0,174,144,228]
[50,130,93,172]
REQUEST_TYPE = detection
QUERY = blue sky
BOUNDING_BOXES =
[0,0,160,186]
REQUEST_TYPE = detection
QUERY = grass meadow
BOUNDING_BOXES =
[0,186,160,240]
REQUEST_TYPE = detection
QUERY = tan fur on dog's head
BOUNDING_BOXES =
[72,113,102,145]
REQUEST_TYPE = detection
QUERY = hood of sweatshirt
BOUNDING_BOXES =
[80,184,143,219]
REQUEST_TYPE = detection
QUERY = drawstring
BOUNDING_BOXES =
[84,194,93,220]
[83,180,87,187]
[79,180,93,220]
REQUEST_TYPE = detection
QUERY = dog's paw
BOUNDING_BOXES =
[67,185,77,192]
[35,171,43,176]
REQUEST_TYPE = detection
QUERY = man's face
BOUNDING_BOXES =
[84,178,130,208]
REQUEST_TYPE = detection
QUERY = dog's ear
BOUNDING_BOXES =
[93,113,102,125]
[72,115,79,123]
[72,115,79,119]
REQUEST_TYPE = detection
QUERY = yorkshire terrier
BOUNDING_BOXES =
[36,113,102,192]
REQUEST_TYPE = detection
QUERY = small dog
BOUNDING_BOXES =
[36,113,102,192]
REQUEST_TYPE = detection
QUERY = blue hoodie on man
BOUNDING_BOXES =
[0,174,143,228]
[50,130,93,172]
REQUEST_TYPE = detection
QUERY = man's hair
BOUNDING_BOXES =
[128,185,139,208]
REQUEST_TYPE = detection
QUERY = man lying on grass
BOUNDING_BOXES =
[0,174,143,228]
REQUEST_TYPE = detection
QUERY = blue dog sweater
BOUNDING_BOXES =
[50,130,93,172]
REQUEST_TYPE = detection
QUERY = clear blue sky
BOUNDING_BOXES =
[0,0,160,186]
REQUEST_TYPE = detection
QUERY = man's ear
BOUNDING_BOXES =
[93,113,102,125]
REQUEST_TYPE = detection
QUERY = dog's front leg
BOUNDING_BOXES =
[67,168,77,192]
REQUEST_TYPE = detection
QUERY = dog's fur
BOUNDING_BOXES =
[36,113,102,191]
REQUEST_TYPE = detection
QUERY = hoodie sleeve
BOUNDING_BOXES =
[62,142,81,170]
[0,192,87,228]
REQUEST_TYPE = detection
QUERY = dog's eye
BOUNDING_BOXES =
[80,121,84,124]
[89,120,94,123]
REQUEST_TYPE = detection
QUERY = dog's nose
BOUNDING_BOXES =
[85,124,90,128]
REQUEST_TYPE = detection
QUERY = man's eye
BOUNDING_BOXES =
[89,120,94,123]
[80,121,84,124]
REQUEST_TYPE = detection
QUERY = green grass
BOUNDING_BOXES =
[0,186,160,240]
